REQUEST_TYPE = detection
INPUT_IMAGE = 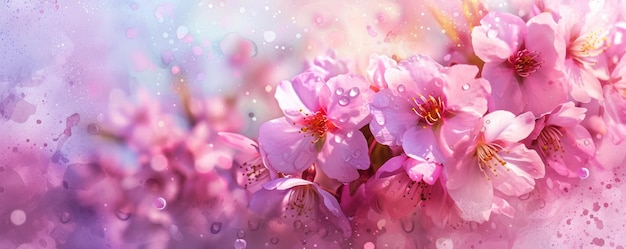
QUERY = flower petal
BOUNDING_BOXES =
[217,132,258,154]
[317,130,370,182]
[369,89,417,146]
[482,111,535,143]
[446,156,493,223]
[482,63,524,115]
[275,78,318,123]
[402,126,445,164]
[471,12,525,62]
[491,143,544,196]
[313,184,352,237]
[324,74,372,130]
[258,117,317,175]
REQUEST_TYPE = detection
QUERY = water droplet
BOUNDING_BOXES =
[263,30,276,43]
[59,211,71,223]
[210,222,222,234]
[335,87,344,95]
[293,220,303,231]
[270,237,279,244]
[485,120,491,124]
[443,54,451,61]
[237,229,246,238]
[480,126,486,132]
[487,29,498,38]
[247,219,260,231]
[154,197,167,210]
[87,123,100,135]
[234,239,247,249]
[11,209,27,226]
[338,114,350,123]
[401,219,414,233]
[462,83,470,91]
[397,84,406,93]
[584,139,590,146]
[219,33,258,62]
[169,224,179,235]
[334,135,344,143]
[115,210,131,220]
[348,87,360,97]
[352,150,361,158]
[578,167,590,179]
[338,96,350,106]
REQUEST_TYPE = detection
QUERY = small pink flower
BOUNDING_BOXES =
[527,102,596,177]
[258,73,371,182]
[446,111,545,222]
[472,12,567,116]
[369,54,490,164]
[366,54,398,91]
[367,154,451,226]
[601,53,626,144]
[218,132,274,192]
[249,177,352,237]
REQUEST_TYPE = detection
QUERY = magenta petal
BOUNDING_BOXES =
[217,132,258,154]
[482,63,524,115]
[263,177,311,191]
[482,111,535,143]
[404,157,442,185]
[471,12,525,62]
[375,154,407,178]
[317,131,370,182]
[249,187,287,218]
[369,89,416,146]
[324,74,372,130]
[313,184,352,237]
[447,157,493,222]
[275,79,317,123]
[492,143,544,196]
[258,117,317,175]
[402,126,444,164]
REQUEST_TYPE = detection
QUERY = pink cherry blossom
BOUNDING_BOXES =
[369,54,491,164]
[527,102,596,177]
[446,111,545,222]
[218,132,274,192]
[249,177,352,237]
[601,53,626,144]
[472,12,567,116]
[366,53,398,91]
[258,73,372,182]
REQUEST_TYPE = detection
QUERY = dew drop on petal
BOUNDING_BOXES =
[11,209,26,226]
[352,150,361,158]
[237,229,246,238]
[293,220,303,231]
[335,87,344,95]
[59,211,71,223]
[397,84,406,93]
[462,83,470,91]
[485,120,490,124]
[154,197,167,210]
[348,87,360,97]
[115,210,131,220]
[234,239,247,249]
[443,54,451,62]
[584,139,590,146]
[578,167,590,179]
[247,219,260,231]
[210,222,222,234]
[270,237,279,244]
[364,241,376,249]
[87,123,100,135]
[338,97,350,106]
[263,31,276,43]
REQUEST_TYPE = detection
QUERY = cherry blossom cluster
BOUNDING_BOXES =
[219,1,626,238]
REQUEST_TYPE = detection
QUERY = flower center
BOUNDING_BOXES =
[508,49,543,78]
[411,94,446,126]
[296,110,336,142]
[568,31,606,66]
[239,157,269,189]
[475,142,509,179]
[537,125,564,158]
[285,185,317,219]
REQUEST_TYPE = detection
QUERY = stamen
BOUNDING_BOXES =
[569,31,606,66]
[410,94,446,126]
[392,174,432,208]
[284,185,317,219]
[537,125,565,161]
[508,49,543,78]
[240,157,269,189]
[293,110,336,143]
[475,142,509,178]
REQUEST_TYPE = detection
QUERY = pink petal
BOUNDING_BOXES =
[258,117,317,175]
[369,89,417,146]
[263,177,311,191]
[444,64,490,117]
[482,63,524,115]
[438,112,477,157]
[521,70,568,117]
[217,132,258,154]
[249,187,287,218]
[471,12,525,62]
[545,102,586,128]
[446,156,493,222]
[525,13,563,71]
[317,130,370,182]
[482,111,535,143]
[402,126,445,164]
[313,184,352,237]
[491,143,544,196]
[404,157,442,185]
[397,55,445,96]
[375,154,407,178]
[367,53,398,89]
[491,196,516,218]
[275,79,318,123]
[564,59,603,103]
[324,74,372,130]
